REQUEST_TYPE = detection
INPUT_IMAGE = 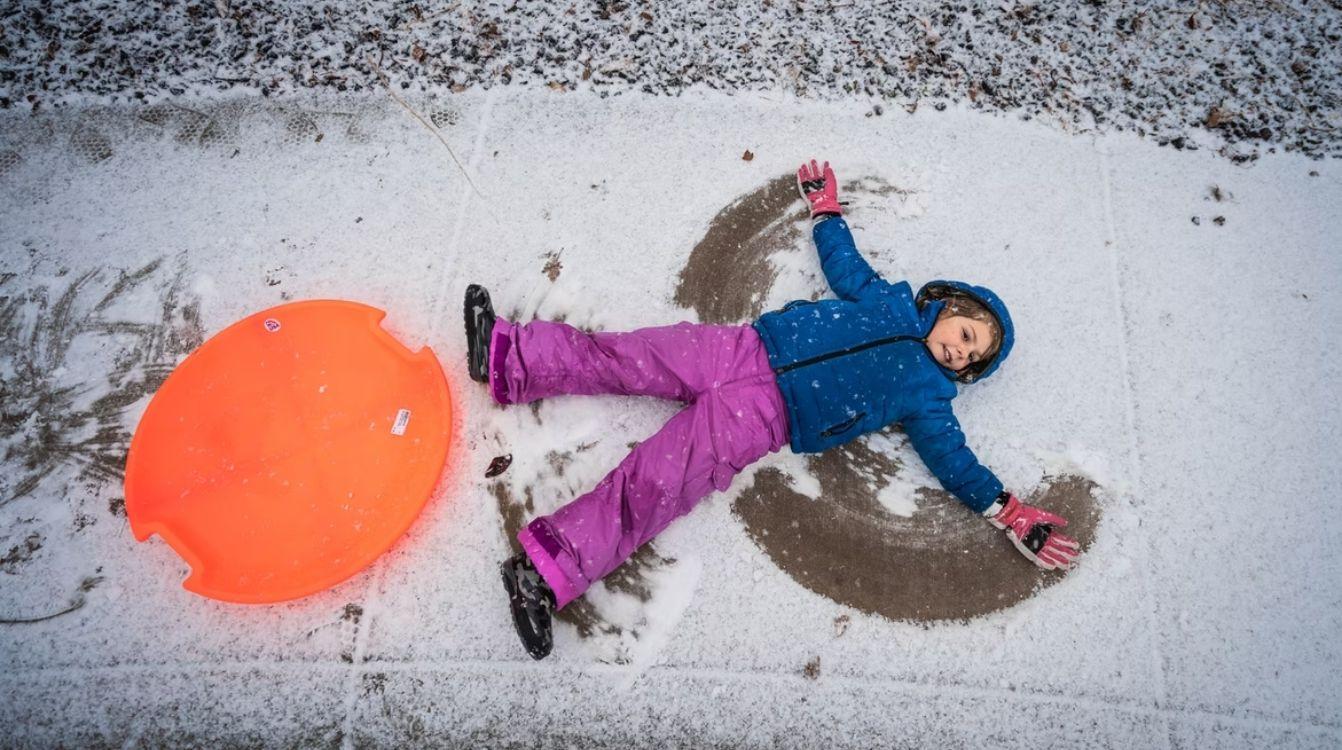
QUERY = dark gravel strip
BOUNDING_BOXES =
[1,0,1339,161]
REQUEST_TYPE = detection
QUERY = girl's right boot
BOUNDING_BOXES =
[500,553,556,660]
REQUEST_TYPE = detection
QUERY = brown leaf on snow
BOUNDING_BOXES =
[1205,106,1229,129]
[411,44,426,63]
[542,251,562,281]
[742,149,754,161]
[485,454,513,478]
[803,656,821,680]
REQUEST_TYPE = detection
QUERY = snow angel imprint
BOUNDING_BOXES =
[471,160,1082,660]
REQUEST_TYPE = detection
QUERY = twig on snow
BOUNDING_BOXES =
[0,576,104,625]
[365,54,485,201]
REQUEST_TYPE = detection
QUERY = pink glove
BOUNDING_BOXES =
[987,494,1080,571]
[797,159,842,218]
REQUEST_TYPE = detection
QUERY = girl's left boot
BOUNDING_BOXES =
[464,284,495,383]
[500,553,556,660]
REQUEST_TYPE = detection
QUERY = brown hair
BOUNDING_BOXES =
[936,295,1002,364]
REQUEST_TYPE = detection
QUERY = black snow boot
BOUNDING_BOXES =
[464,284,496,383]
[500,553,556,660]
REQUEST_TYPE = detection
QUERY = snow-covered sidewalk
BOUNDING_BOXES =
[1,90,1340,748]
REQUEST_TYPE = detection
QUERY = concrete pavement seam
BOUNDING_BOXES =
[1098,142,1175,748]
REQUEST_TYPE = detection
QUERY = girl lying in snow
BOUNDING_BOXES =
[466,159,1081,660]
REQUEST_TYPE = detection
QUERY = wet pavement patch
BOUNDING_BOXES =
[675,173,912,324]
[734,443,1099,622]
[674,173,805,324]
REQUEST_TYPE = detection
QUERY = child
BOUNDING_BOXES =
[467,159,1080,660]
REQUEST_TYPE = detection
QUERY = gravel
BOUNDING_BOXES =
[1,0,1340,161]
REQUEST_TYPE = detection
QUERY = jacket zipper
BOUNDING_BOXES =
[774,334,923,375]
[820,411,866,437]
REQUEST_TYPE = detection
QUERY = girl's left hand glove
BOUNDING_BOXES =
[987,494,1081,571]
[797,159,843,218]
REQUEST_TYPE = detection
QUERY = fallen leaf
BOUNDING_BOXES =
[542,252,562,281]
[485,454,513,478]
[803,656,821,680]
[742,149,754,161]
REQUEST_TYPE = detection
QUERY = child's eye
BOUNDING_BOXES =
[961,329,969,341]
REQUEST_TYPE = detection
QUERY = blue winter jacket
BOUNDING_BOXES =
[751,217,1016,514]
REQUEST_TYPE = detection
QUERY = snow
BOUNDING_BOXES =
[0,87,1340,748]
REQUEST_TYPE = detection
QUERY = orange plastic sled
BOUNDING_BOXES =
[124,300,452,603]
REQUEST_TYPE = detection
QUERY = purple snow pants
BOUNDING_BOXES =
[488,318,790,609]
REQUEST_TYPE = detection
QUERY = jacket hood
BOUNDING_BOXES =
[916,280,1015,384]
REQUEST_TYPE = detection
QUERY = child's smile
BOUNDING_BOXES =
[925,315,996,372]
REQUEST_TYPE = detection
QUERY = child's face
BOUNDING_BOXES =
[925,315,995,372]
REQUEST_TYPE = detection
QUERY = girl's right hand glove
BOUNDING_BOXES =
[797,159,842,218]
[987,494,1081,571]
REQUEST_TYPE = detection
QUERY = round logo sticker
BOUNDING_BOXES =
[263,318,281,333]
